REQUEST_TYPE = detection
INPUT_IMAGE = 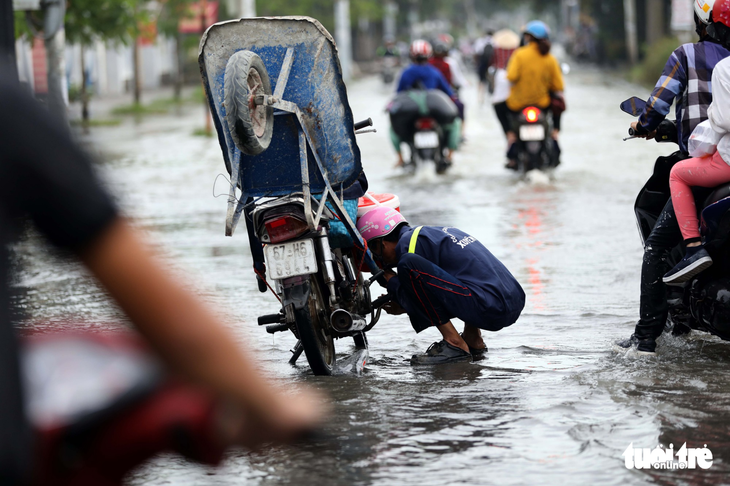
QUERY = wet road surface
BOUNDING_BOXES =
[10,66,730,485]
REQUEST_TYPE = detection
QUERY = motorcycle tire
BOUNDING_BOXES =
[295,277,335,375]
[223,50,274,156]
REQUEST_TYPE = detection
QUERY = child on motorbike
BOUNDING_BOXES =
[663,53,730,284]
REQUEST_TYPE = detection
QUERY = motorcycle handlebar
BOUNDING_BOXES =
[354,118,373,130]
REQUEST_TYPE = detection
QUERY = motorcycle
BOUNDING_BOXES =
[26,331,226,486]
[388,89,458,174]
[622,96,730,341]
[199,17,387,375]
[509,105,559,174]
[381,55,398,85]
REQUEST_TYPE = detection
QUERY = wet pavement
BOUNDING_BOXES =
[10,66,730,485]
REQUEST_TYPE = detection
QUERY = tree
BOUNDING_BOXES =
[157,0,196,100]
[64,0,143,120]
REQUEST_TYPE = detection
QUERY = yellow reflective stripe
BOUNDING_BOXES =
[408,226,423,254]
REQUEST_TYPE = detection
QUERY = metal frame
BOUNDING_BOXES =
[225,47,377,271]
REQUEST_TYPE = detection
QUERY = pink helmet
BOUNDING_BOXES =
[357,207,408,242]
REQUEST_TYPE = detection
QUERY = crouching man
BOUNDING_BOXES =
[357,207,525,364]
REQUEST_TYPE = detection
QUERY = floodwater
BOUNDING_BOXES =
[10,65,730,485]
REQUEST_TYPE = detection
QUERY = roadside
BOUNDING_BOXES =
[67,84,204,126]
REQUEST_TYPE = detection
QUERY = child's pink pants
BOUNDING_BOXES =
[669,150,730,241]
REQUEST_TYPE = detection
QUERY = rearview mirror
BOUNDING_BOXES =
[620,96,646,117]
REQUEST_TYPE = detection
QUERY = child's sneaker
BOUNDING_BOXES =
[663,246,713,284]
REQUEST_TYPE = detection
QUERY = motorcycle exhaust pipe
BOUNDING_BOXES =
[330,309,367,333]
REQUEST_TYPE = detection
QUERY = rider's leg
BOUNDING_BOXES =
[443,118,462,162]
[635,200,682,341]
[493,101,511,137]
[389,127,404,166]
[669,151,730,243]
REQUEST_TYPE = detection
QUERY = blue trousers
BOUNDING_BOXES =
[395,253,520,333]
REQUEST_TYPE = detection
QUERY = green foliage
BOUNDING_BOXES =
[629,36,680,88]
[192,127,214,137]
[70,118,123,127]
[14,11,33,39]
[256,0,335,31]
[64,0,143,46]
[157,0,195,37]
[255,0,384,33]
[111,91,202,116]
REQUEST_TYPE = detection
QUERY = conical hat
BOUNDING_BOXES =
[492,29,520,49]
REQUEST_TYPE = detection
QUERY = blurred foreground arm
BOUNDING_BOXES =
[80,217,324,448]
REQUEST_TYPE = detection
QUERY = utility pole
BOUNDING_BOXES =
[334,0,352,80]
[43,0,68,123]
[201,0,211,134]
[464,0,477,38]
[646,0,665,45]
[2,0,18,81]
[623,0,638,64]
[383,1,397,40]
[408,0,418,41]
[239,0,255,18]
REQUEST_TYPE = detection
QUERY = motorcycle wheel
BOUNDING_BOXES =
[295,277,336,375]
[223,50,274,156]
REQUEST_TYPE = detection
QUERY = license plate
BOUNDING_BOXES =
[519,124,545,141]
[414,131,439,148]
[265,239,318,279]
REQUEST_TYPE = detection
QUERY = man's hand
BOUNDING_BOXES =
[383,269,397,282]
[630,121,656,140]
[382,298,407,315]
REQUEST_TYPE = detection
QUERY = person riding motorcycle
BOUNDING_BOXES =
[429,39,466,135]
[377,36,401,85]
[504,20,564,169]
[391,40,462,167]
[357,207,525,365]
[615,0,730,355]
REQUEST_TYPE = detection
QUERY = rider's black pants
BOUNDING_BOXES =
[635,199,682,340]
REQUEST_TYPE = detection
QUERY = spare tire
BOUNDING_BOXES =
[223,50,274,156]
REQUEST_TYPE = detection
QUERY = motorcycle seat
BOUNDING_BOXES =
[703,183,730,208]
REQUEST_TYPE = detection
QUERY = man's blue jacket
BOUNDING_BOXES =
[386,225,525,320]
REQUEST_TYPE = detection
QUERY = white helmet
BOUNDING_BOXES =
[695,0,716,24]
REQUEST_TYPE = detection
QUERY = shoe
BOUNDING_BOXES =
[460,333,487,359]
[505,159,517,170]
[663,246,713,284]
[613,334,656,356]
[410,340,472,365]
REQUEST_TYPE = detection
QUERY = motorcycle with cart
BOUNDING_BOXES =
[199,17,389,375]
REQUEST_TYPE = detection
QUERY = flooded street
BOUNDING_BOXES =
[11,66,730,485]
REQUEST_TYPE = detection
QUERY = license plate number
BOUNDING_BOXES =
[265,239,318,279]
[519,124,545,141]
[414,131,439,148]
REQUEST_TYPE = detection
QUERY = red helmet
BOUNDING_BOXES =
[714,0,730,26]
[707,0,730,45]
[410,40,433,60]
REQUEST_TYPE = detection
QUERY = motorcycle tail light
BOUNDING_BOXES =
[416,118,435,130]
[522,107,540,123]
[265,216,309,243]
